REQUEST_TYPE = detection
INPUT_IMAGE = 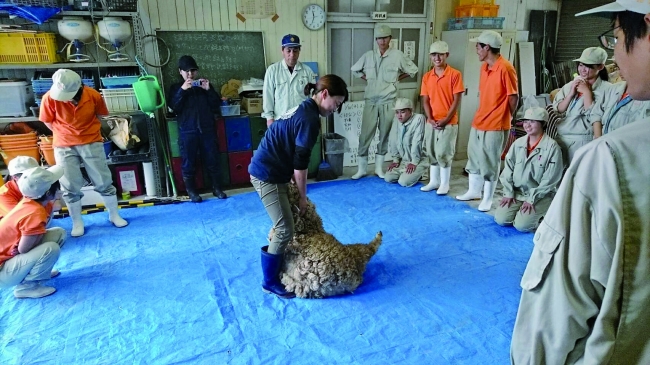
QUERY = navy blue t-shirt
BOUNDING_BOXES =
[248,98,321,183]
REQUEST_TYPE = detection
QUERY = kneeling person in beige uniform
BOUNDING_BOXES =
[495,107,564,232]
[384,98,427,187]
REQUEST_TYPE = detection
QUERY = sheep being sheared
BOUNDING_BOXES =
[269,183,383,299]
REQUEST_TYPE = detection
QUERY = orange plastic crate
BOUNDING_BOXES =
[459,0,495,5]
[0,32,60,64]
[455,4,500,18]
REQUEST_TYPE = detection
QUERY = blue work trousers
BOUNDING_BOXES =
[179,130,220,181]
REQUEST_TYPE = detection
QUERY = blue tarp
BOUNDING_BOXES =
[0,178,534,364]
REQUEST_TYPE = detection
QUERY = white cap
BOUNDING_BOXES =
[8,156,39,176]
[49,69,82,102]
[18,166,64,199]
[429,41,449,54]
[574,47,608,65]
[393,98,414,110]
[374,25,392,38]
[576,0,650,16]
[522,107,549,123]
[470,30,503,48]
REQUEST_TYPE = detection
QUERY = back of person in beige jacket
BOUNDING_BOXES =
[511,2,650,364]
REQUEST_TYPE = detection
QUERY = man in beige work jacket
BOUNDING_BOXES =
[510,1,650,363]
[384,98,427,187]
[495,107,563,233]
[350,24,419,180]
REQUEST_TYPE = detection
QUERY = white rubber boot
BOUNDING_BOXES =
[456,173,483,201]
[14,281,56,299]
[420,165,440,192]
[478,181,497,212]
[374,155,385,179]
[102,195,128,228]
[437,166,452,195]
[67,200,85,237]
[351,156,368,180]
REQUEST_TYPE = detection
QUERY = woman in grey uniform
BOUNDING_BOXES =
[495,107,564,232]
[384,98,428,187]
[601,80,650,134]
[552,47,612,165]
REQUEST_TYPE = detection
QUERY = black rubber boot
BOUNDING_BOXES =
[183,177,202,203]
[260,246,295,299]
[210,174,227,199]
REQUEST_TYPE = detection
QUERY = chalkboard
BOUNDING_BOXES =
[156,30,267,94]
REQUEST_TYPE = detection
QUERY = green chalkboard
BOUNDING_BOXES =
[156,30,267,94]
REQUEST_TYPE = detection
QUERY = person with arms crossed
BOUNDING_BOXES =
[456,30,519,212]
[350,24,419,179]
[419,41,464,195]
[511,1,650,363]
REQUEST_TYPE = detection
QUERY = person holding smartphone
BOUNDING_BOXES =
[168,55,227,202]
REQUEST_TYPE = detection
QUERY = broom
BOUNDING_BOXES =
[316,135,337,181]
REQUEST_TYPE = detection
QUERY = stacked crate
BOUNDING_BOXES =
[447,0,504,31]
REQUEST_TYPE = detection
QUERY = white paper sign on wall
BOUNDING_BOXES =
[333,100,380,166]
[404,41,415,60]
[389,38,399,50]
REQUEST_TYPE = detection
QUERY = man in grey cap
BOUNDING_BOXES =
[0,166,66,299]
[456,30,519,213]
[384,98,427,187]
[511,1,650,363]
[262,34,316,127]
[350,24,419,180]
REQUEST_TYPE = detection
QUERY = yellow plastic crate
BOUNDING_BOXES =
[0,32,60,64]
[455,4,500,18]
[459,0,495,5]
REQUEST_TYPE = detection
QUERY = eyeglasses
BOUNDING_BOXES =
[599,26,620,50]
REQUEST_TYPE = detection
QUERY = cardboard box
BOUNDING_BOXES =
[242,97,263,114]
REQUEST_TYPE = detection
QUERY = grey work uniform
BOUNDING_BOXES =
[351,48,418,157]
[510,121,650,364]
[552,78,612,164]
[495,134,564,232]
[599,81,650,134]
[384,113,428,187]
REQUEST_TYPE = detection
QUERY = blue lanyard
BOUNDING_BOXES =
[568,94,582,110]
[604,95,632,134]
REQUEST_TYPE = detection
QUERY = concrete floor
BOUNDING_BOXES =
[210,158,501,217]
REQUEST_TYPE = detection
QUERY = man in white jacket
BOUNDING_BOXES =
[262,34,316,127]
[350,24,418,180]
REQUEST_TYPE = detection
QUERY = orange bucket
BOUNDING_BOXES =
[39,144,56,166]
[0,145,41,166]
[0,132,38,142]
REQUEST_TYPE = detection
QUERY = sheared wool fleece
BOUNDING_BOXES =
[272,183,383,298]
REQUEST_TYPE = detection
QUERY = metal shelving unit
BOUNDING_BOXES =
[0,62,137,70]
[0,10,165,197]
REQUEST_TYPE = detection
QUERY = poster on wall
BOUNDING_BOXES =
[237,0,277,20]
[333,100,380,167]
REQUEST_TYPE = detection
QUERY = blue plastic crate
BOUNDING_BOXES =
[446,17,505,30]
[32,71,94,96]
[101,75,139,89]
[225,116,252,152]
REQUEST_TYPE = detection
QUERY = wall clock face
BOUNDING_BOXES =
[303,4,326,31]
